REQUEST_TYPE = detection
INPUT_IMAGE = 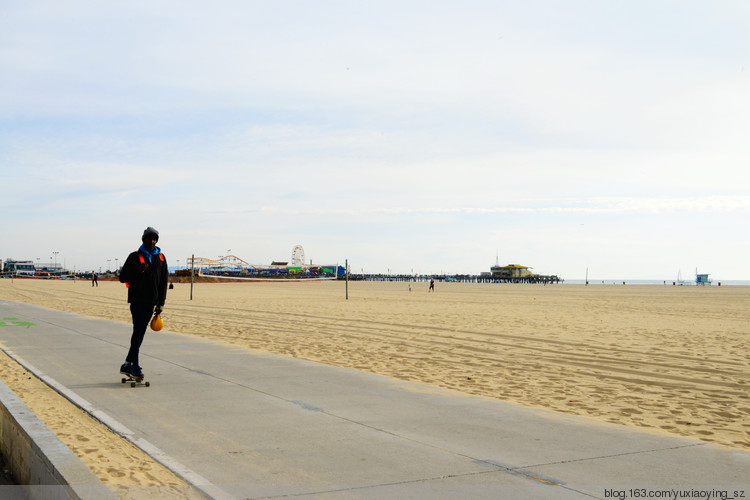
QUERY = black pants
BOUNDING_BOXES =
[127,303,155,366]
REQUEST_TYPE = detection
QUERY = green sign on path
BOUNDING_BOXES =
[0,317,35,327]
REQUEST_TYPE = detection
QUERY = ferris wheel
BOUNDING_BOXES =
[291,245,305,267]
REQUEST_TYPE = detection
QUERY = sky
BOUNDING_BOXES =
[1,1,749,280]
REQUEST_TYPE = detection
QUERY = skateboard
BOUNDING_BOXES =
[121,374,150,388]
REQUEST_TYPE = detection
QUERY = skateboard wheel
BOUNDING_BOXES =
[145,381,150,387]
[131,382,136,388]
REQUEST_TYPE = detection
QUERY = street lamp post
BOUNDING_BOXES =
[53,252,59,274]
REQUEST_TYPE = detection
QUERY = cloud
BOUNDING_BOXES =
[2,1,749,278]
[215,195,750,218]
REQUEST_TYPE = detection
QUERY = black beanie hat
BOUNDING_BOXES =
[142,227,159,240]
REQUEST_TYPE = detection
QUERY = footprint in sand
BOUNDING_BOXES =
[107,468,126,478]
[619,408,643,416]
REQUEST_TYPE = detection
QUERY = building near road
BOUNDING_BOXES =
[1,259,66,277]
[1,259,36,276]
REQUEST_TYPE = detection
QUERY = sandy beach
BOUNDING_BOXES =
[0,278,748,487]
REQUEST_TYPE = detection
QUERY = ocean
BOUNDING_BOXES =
[563,279,750,286]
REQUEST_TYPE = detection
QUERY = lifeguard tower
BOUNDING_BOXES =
[696,273,712,286]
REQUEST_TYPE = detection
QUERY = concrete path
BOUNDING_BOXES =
[0,300,748,500]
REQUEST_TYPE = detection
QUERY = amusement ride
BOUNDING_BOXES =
[185,245,343,280]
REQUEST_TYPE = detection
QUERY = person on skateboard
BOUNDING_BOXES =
[118,227,168,380]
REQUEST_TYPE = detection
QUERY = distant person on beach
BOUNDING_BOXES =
[429,279,435,292]
[118,227,168,380]
[91,272,98,287]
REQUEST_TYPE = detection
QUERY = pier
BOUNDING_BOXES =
[344,261,561,284]
[343,274,561,284]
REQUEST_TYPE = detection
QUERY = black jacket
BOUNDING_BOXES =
[119,249,168,305]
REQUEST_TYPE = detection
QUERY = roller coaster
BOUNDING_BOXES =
[185,245,344,280]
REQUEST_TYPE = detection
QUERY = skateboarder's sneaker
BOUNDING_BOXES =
[130,365,144,378]
[120,362,133,376]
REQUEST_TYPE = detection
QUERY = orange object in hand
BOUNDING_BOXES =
[150,314,163,331]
